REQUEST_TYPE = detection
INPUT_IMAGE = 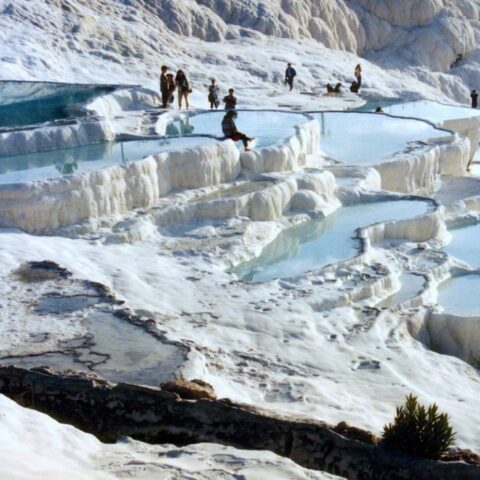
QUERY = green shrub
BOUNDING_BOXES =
[381,394,456,459]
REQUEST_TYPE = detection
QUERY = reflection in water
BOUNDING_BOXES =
[0,137,215,184]
[234,200,430,282]
[166,118,195,136]
[55,160,78,175]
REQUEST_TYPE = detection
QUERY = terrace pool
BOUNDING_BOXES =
[312,112,448,165]
[382,100,480,123]
[0,81,119,129]
[166,111,307,148]
[0,136,215,184]
[444,223,480,268]
[438,275,480,315]
[235,199,431,282]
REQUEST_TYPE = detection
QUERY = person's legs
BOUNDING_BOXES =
[288,78,293,91]
[161,91,169,108]
[231,132,250,149]
[185,93,190,110]
[178,91,184,109]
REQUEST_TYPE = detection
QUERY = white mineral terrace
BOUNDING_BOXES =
[1,85,480,459]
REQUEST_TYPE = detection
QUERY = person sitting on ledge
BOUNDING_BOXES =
[221,110,255,152]
[326,83,335,94]
[375,106,384,113]
[350,81,359,93]
[334,82,342,93]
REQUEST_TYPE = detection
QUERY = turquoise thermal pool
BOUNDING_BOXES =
[235,199,431,282]
[382,100,480,123]
[438,275,480,315]
[311,112,448,165]
[444,223,480,268]
[166,111,306,148]
[0,81,118,129]
[0,136,215,184]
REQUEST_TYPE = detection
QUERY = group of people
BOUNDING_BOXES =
[160,65,192,110]
[326,64,362,95]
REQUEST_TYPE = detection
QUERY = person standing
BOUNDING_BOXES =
[175,69,191,110]
[285,62,297,91]
[159,65,169,108]
[208,79,220,109]
[223,88,237,110]
[354,64,362,89]
[167,73,176,106]
[471,89,478,109]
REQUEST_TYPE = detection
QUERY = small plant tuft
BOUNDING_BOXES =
[381,394,456,459]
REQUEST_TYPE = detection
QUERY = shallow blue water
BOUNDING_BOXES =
[235,199,430,281]
[383,100,480,123]
[0,137,215,184]
[0,81,118,128]
[438,275,480,315]
[312,112,448,165]
[166,111,306,148]
[444,223,480,269]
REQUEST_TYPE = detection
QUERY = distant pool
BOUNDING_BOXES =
[166,111,307,148]
[312,112,448,165]
[444,223,480,269]
[0,81,119,129]
[438,275,480,315]
[382,100,480,123]
[0,136,216,184]
[234,199,431,281]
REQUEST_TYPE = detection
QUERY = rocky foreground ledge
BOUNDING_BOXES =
[0,366,478,480]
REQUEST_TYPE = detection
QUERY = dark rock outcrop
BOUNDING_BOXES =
[0,366,478,480]
[160,379,217,400]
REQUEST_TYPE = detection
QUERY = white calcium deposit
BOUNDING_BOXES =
[2,1,480,479]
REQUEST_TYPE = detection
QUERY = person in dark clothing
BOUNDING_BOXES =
[223,88,237,110]
[354,64,362,88]
[159,65,169,108]
[471,89,478,109]
[326,83,335,94]
[285,62,297,91]
[375,106,384,113]
[208,79,220,109]
[350,81,359,93]
[167,73,176,106]
[334,82,342,93]
[221,110,254,151]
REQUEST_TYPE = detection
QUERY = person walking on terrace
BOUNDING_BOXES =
[208,79,220,109]
[471,89,478,109]
[175,69,191,110]
[159,65,169,108]
[221,110,255,152]
[285,62,297,91]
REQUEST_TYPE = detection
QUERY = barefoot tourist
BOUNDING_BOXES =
[208,79,220,109]
[221,110,255,151]
[175,69,191,110]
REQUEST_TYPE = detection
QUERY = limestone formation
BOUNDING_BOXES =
[0,366,478,480]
